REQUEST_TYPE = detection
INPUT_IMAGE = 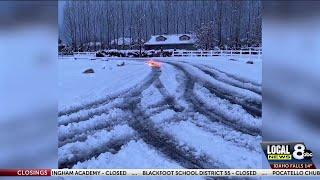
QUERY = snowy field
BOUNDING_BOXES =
[59,58,151,109]
[58,55,262,177]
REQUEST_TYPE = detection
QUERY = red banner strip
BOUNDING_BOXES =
[0,169,51,176]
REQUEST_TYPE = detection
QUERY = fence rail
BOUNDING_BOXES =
[172,49,262,58]
[73,52,96,57]
[70,49,262,59]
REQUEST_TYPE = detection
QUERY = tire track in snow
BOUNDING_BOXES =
[153,79,185,112]
[58,69,159,117]
[168,61,261,117]
[127,102,227,169]
[192,83,261,136]
[59,69,161,144]
[166,61,260,136]
[58,69,161,127]
[59,61,261,172]
[58,124,136,169]
[60,65,215,169]
[118,74,229,169]
[58,109,130,147]
[58,93,120,117]
[60,136,136,169]
[148,66,261,152]
[203,81,261,118]
[190,63,261,95]
[58,99,125,126]
[187,113,261,153]
[58,69,162,167]
[202,64,261,87]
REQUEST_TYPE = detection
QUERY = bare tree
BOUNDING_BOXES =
[149,1,156,35]
[132,2,145,56]
[194,21,217,50]
[61,0,262,51]
[164,1,170,34]
[63,1,78,51]
[121,0,125,49]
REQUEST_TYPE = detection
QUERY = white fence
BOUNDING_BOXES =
[70,48,262,59]
[73,52,97,57]
[172,49,262,58]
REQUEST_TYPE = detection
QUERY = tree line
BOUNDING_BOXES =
[61,0,261,51]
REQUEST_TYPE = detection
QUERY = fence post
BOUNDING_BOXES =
[259,49,262,60]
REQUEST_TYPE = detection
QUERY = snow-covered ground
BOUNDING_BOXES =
[58,55,262,177]
[59,58,151,109]
[154,56,261,85]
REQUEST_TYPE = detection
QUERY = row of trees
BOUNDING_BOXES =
[61,0,261,51]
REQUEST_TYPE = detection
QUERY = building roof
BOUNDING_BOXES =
[145,34,195,45]
[111,37,132,45]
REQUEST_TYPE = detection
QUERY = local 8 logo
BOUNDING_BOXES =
[292,144,313,160]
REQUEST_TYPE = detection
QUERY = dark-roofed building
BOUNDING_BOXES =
[144,34,196,50]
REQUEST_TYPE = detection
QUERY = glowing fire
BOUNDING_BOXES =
[146,60,161,68]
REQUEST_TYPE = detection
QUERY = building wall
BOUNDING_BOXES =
[145,44,196,50]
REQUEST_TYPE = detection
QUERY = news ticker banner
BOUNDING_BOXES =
[0,142,316,177]
[0,169,320,177]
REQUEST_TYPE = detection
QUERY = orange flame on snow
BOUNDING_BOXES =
[146,60,161,68]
